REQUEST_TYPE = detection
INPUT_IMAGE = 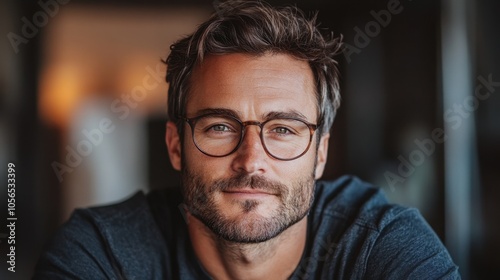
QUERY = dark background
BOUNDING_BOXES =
[1,0,499,279]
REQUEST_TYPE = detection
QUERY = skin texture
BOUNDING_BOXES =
[165,53,330,280]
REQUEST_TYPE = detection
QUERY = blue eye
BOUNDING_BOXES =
[210,125,230,132]
[273,127,292,134]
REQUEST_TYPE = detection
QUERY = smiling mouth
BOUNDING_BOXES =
[222,188,276,196]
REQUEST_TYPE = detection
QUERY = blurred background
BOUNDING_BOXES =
[0,0,498,279]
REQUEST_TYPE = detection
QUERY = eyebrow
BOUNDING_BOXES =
[193,108,312,122]
[264,110,309,122]
[193,108,241,118]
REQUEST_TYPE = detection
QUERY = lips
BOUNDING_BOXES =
[222,188,276,196]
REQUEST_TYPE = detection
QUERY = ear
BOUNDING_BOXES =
[165,121,182,171]
[314,133,330,179]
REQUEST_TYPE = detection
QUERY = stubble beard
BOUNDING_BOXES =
[182,168,316,244]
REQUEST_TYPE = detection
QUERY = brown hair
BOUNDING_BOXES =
[165,0,342,136]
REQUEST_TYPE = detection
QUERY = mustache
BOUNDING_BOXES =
[209,174,288,196]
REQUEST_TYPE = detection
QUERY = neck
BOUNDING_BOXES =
[187,214,307,280]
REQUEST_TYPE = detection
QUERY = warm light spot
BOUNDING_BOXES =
[39,64,81,129]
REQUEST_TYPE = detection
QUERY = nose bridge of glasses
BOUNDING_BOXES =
[241,120,265,134]
[242,120,263,128]
[240,120,265,148]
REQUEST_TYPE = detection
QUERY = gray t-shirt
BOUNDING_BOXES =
[33,175,461,279]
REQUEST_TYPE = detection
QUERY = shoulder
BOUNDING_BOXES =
[313,175,396,227]
[309,175,460,279]
[313,175,442,231]
[33,190,169,279]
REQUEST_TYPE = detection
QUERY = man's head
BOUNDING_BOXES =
[164,0,342,243]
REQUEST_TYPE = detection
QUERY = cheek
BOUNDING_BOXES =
[274,154,317,181]
[183,139,232,180]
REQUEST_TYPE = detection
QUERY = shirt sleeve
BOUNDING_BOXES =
[32,209,123,280]
[365,207,461,280]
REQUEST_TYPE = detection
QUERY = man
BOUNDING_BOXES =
[34,1,460,279]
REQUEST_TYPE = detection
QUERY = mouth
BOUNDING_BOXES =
[222,188,277,197]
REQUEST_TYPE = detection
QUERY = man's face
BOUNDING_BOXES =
[167,53,329,243]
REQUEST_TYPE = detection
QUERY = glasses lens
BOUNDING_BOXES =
[262,119,312,159]
[192,115,241,156]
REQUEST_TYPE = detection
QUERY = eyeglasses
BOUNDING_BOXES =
[182,113,319,161]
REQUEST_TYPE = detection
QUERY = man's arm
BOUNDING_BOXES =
[366,207,461,279]
[33,210,123,279]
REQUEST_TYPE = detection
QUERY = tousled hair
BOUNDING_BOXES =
[165,0,343,136]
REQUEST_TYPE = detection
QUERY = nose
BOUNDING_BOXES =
[230,125,268,175]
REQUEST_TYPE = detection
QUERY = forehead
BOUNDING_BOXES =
[187,53,318,121]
